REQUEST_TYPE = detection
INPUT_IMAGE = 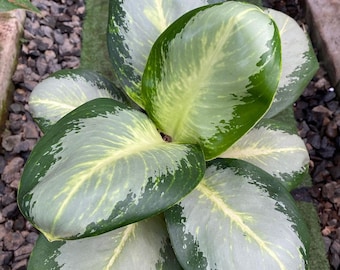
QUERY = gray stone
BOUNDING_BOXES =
[2,203,19,219]
[13,141,30,154]
[14,244,34,260]
[40,15,57,29]
[36,36,54,51]
[11,64,25,84]
[9,120,23,134]
[31,0,48,12]
[57,22,73,34]
[330,252,340,270]
[69,32,81,44]
[27,39,37,51]
[12,259,28,270]
[62,56,80,69]
[0,155,5,174]
[54,29,66,45]
[0,224,7,241]
[329,166,340,181]
[40,25,53,38]
[23,122,39,139]
[13,216,26,231]
[1,157,24,184]
[58,14,72,22]
[9,103,25,114]
[25,232,39,244]
[4,220,14,231]
[22,79,38,91]
[27,71,41,82]
[47,60,62,74]
[26,57,36,70]
[0,251,13,266]
[306,0,340,95]
[59,38,74,56]
[23,29,34,40]
[23,18,40,36]
[44,49,57,62]
[50,1,65,16]
[1,190,16,206]
[3,232,25,251]
[36,55,48,76]
[13,88,28,103]
[77,5,85,15]
[1,134,22,152]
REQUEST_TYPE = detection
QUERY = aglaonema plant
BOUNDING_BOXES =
[17,1,318,269]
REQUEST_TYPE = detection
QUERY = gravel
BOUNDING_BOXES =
[0,0,84,269]
[295,68,340,269]
[0,0,339,269]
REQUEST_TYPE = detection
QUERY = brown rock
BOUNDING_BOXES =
[1,190,16,206]
[3,232,25,251]
[325,120,338,139]
[25,232,39,244]
[12,259,28,270]
[14,244,34,261]
[0,251,13,266]
[1,134,22,152]
[23,122,39,139]
[1,157,24,184]
[312,105,333,117]
[2,202,19,219]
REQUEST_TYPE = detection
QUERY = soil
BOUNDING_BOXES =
[0,0,339,269]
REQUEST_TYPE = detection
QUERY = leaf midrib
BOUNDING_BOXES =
[170,7,259,142]
[106,224,136,269]
[31,98,76,111]
[50,139,165,235]
[196,182,286,270]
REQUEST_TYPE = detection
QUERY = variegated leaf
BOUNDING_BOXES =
[264,8,318,118]
[28,215,182,270]
[219,119,309,190]
[18,98,205,241]
[142,2,281,160]
[107,0,230,107]
[165,159,310,270]
[29,68,130,132]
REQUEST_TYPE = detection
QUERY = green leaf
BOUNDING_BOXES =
[219,119,310,190]
[142,2,281,160]
[28,215,183,270]
[264,8,319,118]
[0,0,39,13]
[29,69,131,132]
[165,159,310,270]
[18,98,205,241]
[107,0,228,108]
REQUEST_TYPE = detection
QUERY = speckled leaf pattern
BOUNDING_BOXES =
[264,8,318,118]
[27,215,183,270]
[219,119,310,190]
[29,69,130,132]
[142,2,281,160]
[165,159,310,270]
[107,0,227,107]
[17,98,205,241]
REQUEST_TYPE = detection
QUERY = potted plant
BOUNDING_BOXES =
[16,0,319,269]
